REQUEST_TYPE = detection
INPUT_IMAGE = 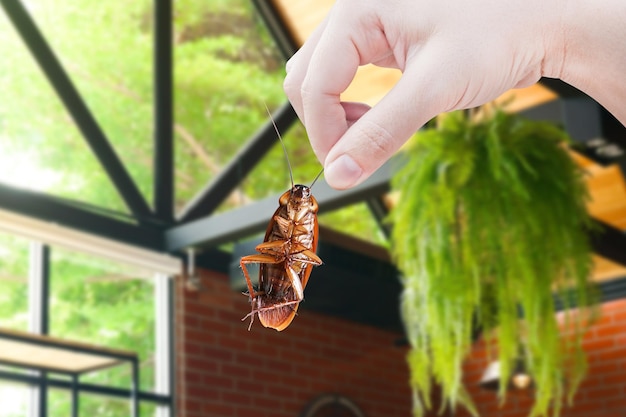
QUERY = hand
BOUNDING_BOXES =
[284,0,626,189]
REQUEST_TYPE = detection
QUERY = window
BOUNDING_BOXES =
[0,243,173,417]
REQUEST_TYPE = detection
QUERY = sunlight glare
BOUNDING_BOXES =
[0,145,62,192]
[0,383,28,417]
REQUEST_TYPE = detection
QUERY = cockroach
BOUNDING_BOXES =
[240,109,323,331]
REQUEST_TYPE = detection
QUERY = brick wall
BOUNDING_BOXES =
[175,268,625,417]
[175,268,412,417]
[450,298,626,417]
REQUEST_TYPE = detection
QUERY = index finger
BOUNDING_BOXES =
[300,17,362,162]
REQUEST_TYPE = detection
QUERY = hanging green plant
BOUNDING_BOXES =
[390,109,596,417]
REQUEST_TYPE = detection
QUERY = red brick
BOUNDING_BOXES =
[218,334,250,351]
[182,340,207,356]
[274,346,307,364]
[590,346,626,364]
[583,335,617,351]
[180,397,206,413]
[185,329,217,345]
[611,307,626,324]
[168,269,623,417]
[584,385,622,399]
[235,349,263,364]
[203,402,236,415]
[252,394,279,409]
[604,397,626,415]
[615,332,626,346]
[185,356,219,373]
[198,318,234,335]
[594,322,621,339]
[203,373,236,390]
[567,400,603,413]
[184,298,215,317]
[221,362,252,379]
[236,379,266,394]
[187,384,220,400]
[222,390,252,406]
[589,360,623,375]
[202,345,235,362]
[602,371,626,385]
[236,405,266,417]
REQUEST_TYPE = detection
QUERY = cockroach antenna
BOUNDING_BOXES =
[264,103,294,189]
[309,168,324,189]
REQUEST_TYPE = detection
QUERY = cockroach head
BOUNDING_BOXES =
[291,184,312,200]
[279,184,313,206]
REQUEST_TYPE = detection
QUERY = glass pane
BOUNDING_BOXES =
[142,402,160,417]
[319,203,389,248]
[48,387,71,417]
[0,234,30,331]
[50,388,136,417]
[236,120,321,208]
[49,248,156,392]
[0,5,128,212]
[174,0,287,212]
[0,381,30,417]
[24,0,155,206]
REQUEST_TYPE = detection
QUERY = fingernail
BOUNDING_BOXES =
[325,155,363,189]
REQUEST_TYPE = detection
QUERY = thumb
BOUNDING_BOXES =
[323,54,444,189]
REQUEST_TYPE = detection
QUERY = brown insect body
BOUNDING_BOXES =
[240,183,322,331]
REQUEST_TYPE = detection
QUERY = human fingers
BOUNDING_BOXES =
[283,15,330,124]
[342,102,371,127]
[322,49,446,189]
[296,14,379,164]
[286,2,396,164]
[290,38,359,163]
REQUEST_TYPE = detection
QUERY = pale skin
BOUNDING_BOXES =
[284,0,626,190]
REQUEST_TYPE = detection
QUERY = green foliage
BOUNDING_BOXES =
[0,235,30,331]
[391,110,596,416]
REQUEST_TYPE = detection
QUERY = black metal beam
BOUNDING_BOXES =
[178,102,299,222]
[519,97,564,124]
[0,183,164,251]
[153,0,174,223]
[522,97,626,166]
[589,220,626,268]
[1,0,152,220]
[29,242,50,417]
[598,276,626,303]
[0,370,171,405]
[553,276,626,311]
[252,0,300,59]
[539,78,586,98]
[567,101,626,164]
[167,156,400,251]
[366,196,393,239]
[29,243,50,335]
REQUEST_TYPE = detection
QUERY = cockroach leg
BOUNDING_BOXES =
[241,299,300,331]
[240,254,282,299]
